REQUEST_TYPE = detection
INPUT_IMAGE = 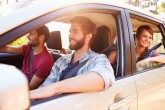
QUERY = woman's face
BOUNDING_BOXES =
[137,29,153,48]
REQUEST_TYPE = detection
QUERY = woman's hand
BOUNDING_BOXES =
[137,58,151,68]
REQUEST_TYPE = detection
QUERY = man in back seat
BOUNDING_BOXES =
[30,16,115,100]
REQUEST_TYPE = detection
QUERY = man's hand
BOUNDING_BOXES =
[30,83,58,100]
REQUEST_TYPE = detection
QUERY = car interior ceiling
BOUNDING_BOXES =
[131,17,160,32]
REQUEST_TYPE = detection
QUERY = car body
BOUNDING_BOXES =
[0,0,165,110]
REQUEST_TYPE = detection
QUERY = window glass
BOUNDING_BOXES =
[151,33,165,53]
[9,35,28,46]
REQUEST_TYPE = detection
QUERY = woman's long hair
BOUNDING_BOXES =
[135,25,153,62]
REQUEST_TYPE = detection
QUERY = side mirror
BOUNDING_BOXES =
[0,64,29,110]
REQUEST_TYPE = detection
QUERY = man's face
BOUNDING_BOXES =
[69,23,86,50]
[27,30,40,47]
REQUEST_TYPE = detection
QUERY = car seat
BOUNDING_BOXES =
[91,25,118,76]
[91,25,110,54]
[46,31,62,61]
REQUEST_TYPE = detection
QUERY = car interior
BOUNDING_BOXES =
[0,11,120,77]
[1,9,164,79]
[46,31,63,62]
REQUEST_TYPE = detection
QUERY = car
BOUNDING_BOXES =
[0,0,165,110]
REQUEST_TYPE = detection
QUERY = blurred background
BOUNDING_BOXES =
[0,0,165,20]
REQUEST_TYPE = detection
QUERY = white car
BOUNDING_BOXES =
[0,0,165,110]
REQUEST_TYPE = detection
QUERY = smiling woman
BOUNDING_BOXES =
[135,25,154,62]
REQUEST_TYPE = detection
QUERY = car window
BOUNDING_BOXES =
[46,12,119,64]
[151,32,165,53]
[1,4,125,78]
[130,14,165,71]
[9,34,28,46]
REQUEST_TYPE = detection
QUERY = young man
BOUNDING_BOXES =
[0,25,54,90]
[30,16,115,99]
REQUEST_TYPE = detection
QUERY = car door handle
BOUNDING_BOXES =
[108,95,132,110]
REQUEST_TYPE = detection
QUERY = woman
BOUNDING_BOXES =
[134,25,165,69]
[135,25,158,62]
[109,25,164,70]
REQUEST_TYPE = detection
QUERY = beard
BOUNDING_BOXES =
[27,40,39,47]
[69,36,85,50]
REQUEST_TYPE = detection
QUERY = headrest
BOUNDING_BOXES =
[91,25,110,53]
[46,31,62,50]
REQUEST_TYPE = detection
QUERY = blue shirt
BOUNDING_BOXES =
[59,60,79,81]
[41,49,115,89]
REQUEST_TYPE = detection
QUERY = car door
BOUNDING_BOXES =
[126,10,165,110]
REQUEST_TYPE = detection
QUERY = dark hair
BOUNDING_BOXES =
[136,25,153,40]
[36,25,50,42]
[91,25,110,53]
[70,16,96,45]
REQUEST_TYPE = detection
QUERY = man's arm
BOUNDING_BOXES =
[30,72,104,100]
[29,75,45,90]
[0,45,23,54]
[108,50,117,64]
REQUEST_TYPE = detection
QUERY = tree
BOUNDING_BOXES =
[161,2,165,8]
[128,0,160,14]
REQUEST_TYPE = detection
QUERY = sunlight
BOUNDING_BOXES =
[46,21,70,49]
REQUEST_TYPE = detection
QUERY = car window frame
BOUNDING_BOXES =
[0,4,131,78]
[126,9,165,74]
[4,4,130,105]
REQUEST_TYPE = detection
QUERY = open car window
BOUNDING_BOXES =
[130,14,165,71]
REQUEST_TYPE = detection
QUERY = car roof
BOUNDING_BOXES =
[0,0,164,35]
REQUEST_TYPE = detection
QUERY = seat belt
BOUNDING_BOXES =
[100,44,116,56]
[59,59,89,81]
[30,49,34,79]
[144,42,162,59]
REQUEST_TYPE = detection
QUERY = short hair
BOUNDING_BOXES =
[136,25,153,40]
[36,25,50,42]
[70,16,96,45]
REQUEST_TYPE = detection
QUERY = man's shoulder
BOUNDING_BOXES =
[58,54,72,61]
[22,44,31,54]
[89,50,107,59]
[54,54,72,64]
[22,44,30,49]
[40,50,54,62]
